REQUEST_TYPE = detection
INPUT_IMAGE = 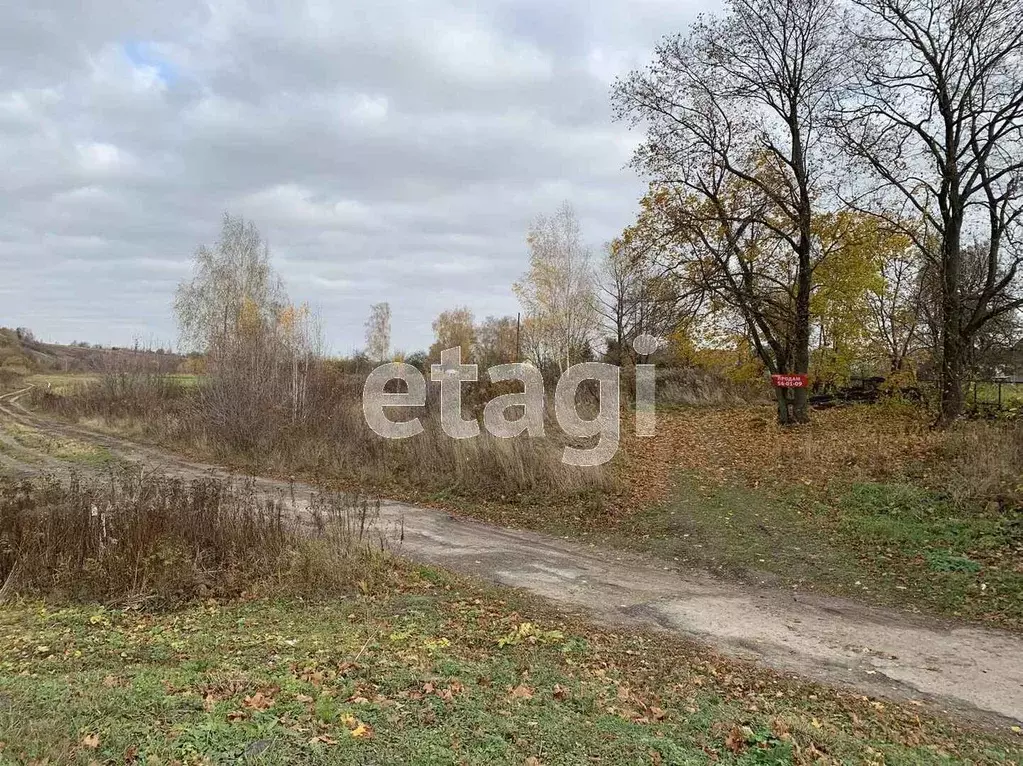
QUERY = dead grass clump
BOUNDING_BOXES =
[0,469,392,606]
[941,419,1023,509]
[653,366,768,407]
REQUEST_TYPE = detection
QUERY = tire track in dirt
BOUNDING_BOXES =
[2,386,1022,727]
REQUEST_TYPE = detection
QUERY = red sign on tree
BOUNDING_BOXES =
[771,374,808,388]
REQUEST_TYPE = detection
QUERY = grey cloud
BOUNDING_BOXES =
[1,0,716,352]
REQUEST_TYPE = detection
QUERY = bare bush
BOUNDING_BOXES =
[0,469,392,606]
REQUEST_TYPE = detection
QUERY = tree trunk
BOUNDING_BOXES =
[937,221,964,425]
[792,237,813,424]
[774,387,793,425]
[939,329,964,424]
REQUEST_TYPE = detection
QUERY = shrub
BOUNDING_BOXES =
[0,469,392,606]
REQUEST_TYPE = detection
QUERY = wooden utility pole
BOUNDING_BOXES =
[515,313,521,362]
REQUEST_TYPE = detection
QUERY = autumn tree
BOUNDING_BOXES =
[175,213,285,360]
[626,181,815,423]
[612,0,845,423]
[596,237,694,364]
[836,0,1023,423]
[364,302,391,362]
[809,212,914,384]
[514,202,597,372]
[175,214,320,445]
[429,307,476,363]
[475,315,519,367]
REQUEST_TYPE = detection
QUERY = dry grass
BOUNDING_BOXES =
[0,468,394,606]
[653,366,767,407]
[31,371,1022,528]
[32,369,615,504]
[941,419,1023,509]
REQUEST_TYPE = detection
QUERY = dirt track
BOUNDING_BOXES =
[2,386,1022,727]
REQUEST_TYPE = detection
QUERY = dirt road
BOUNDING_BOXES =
[2,386,1022,726]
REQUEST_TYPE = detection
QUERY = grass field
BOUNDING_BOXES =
[2,576,1020,765]
[585,476,1023,628]
[969,382,1023,412]
[25,373,201,394]
[24,374,101,394]
[20,375,1023,630]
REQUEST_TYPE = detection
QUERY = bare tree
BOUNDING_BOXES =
[596,240,640,365]
[514,202,597,372]
[596,237,695,364]
[836,0,1023,422]
[866,245,925,373]
[612,0,844,423]
[364,302,391,363]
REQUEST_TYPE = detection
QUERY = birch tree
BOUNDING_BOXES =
[514,203,597,372]
[174,214,320,446]
[364,302,392,362]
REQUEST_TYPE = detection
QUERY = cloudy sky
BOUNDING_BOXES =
[1,0,714,353]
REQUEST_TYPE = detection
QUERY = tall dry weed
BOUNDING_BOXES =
[0,468,394,606]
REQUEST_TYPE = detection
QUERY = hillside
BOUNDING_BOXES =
[0,327,185,388]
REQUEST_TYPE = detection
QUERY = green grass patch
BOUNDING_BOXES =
[603,475,1023,629]
[0,589,1018,764]
[1,421,113,467]
[25,374,101,395]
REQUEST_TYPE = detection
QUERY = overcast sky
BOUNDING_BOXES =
[0,0,714,353]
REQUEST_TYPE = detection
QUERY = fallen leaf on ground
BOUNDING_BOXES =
[244,691,274,710]
[510,684,534,700]
[724,726,746,755]
[351,723,373,739]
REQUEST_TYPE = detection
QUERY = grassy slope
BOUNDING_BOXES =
[435,405,1023,631]
[586,476,1023,628]
[1,569,1020,765]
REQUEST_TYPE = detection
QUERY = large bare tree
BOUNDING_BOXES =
[612,0,844,423]
[836,0,1023,422]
